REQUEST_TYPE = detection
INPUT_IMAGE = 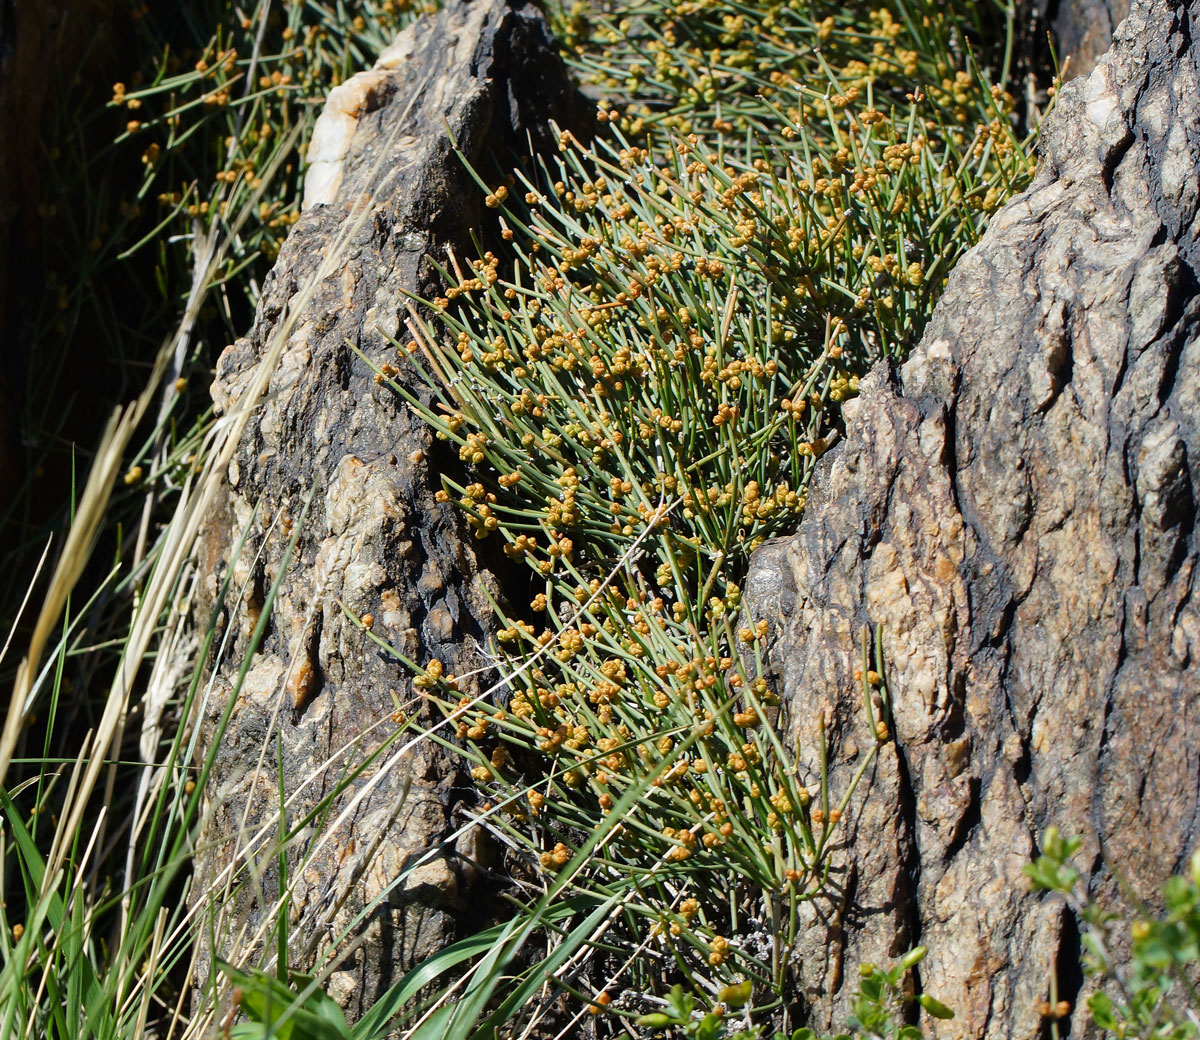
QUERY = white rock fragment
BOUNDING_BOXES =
[1084,65,1119,128]
[302,65,394,208]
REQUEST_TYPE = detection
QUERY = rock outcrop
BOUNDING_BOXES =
[743,2,1199,1037]
[194,0,577,1013]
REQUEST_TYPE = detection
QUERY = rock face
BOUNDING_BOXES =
[195,0,577,1012]
[743,2,1199,1037]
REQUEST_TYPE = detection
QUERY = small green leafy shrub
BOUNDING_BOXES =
[218,961,354,1040]
[634,947,953,1040]
[1027,829,1200,1040]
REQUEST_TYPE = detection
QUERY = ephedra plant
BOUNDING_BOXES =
[363,0,1046,1033]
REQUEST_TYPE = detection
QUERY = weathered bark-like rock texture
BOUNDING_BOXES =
[744,2,1199,1037]
[195,0,576,1011]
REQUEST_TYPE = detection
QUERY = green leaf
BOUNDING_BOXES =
[405,1005,456,1040]
[232,1026,281,1040]
[289,974,352,1036]
[217,960,350,1040]
[667,983,693,1018]
[1087,992,1117,1031]
[859,976,883,1003]
[718,979,753,1008]
[918,993,955,1020]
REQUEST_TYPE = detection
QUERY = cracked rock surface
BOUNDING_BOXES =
[193,0,576,1013]
[744,3,1200,1037]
